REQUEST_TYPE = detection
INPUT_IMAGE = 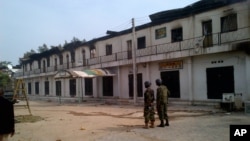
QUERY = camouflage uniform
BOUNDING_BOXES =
[144,87,155,123]
[156,85,170,126]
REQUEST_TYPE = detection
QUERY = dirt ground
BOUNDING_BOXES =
[10,100,250,141]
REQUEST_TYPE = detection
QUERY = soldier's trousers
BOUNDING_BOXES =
[157,103,168,120]
[144,106,155,123]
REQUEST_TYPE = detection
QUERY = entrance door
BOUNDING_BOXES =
[129,73,143,98]
[85,78,93,96]
[206,66,234,99]
[55,81,61,96]
[103,76,113,96]
[44,81,49,95]
[69,79,76,97]
[161,71,180,98]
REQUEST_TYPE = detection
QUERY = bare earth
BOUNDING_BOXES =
[11,100,250,141]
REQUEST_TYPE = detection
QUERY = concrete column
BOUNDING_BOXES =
[246,55,250,101]
[117,67,121,98]
[187,57,194,104]
[81,78,85,98]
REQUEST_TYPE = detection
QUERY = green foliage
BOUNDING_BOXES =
[23,49,36,58]
[38,44,49,53]
[0,71,11,88]
[0,61,12,67]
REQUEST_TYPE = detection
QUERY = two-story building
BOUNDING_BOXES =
[15,0,250,106]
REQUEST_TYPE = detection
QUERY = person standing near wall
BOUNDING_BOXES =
[143,81,155,129]
[155,79,170,127]
[0,87,15,141]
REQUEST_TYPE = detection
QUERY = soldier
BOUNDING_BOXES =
[143,81,155,129]
[155,79,170,127]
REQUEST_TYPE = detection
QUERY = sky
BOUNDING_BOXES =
[0,0,199,65]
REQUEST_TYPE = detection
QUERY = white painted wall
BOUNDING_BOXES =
[192,51,248,101]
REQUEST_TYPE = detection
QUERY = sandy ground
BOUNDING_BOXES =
[10,100,250,141]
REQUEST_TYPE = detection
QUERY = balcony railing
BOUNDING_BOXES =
[15,26,250,77]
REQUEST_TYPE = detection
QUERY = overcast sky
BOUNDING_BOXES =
[0,0,199,65]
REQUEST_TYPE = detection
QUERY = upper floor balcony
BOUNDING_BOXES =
[15,26,250,78]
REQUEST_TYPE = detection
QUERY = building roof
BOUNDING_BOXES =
[149,0,245,24]
[22,0,246,64]
[82,0,245,45]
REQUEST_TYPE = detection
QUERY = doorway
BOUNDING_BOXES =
[103,76,113,96]
[202,20,213,47]
[69,79,76,97]
[128,73,143,98]
[85,78,93,96]
[55,81,61,96]
[206,66,234,99]
[161,71,180,98]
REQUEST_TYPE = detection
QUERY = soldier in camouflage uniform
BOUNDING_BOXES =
[143,81,155,129]
[155,79,170,127]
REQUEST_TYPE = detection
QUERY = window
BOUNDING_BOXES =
[66,54,69,69]
[35,82,39,95]
[24,64,27,72]
[137,36,146,49]
[71,51,75,63]
[221,14,237,33]
[47,57,50,67]
[43,60,46,73]
[54,58,58,71]
[82,50,86,66]
[38,60,41,69]
[127,40,132,59]
[155,27,167,39]
[28,82,31,94]
[29,62,32,71]
[45,81,49,95]
[106,44,112,55]
[90,48,96,58]
[171,28,183,42]
[59,54,63,65]
[202,20,213,47]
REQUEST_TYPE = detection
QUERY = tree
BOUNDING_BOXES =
[23,49,36,58]
[0,71,11,88]
[0,61,12,67]
[38,44,49,53]
[0,61,12,89]
[82,39,86,43]
[71,37,80,43]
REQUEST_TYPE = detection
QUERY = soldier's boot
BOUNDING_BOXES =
[157,120,165,127]
[144,122,149,129]
[165,119,169,126]
[149,120,155,128]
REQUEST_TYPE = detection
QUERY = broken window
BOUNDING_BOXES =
[137,36,146,49]
[90,48,96,58]
[106,44,112,55]
[59,54,63,65]
[71,51,75,63]
[221,14,237,33]
[171,28,183,42]
[82,49,86,66]
[202,20,213,47]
